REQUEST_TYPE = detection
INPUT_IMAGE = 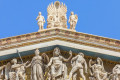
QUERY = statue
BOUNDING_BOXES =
[0,65,6,80]
[7,58,28,80]
[69,12,78,30]
[26,48,49,80]
[46,47,72,80]
[68,52,88,80]
[36,12,45,31]
[109,64,120,80]
[89,57,108,80]
[47,1,67,28]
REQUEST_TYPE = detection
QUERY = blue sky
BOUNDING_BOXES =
[0,0,120,39]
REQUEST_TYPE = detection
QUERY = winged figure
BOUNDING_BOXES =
[69,12,78,30]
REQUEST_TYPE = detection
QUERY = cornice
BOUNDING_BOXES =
[0,28,120,52]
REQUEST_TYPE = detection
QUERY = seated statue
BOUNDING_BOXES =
[47,47,72,80]
[89,57,108,80]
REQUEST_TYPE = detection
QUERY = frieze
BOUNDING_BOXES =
[0,48,119,80]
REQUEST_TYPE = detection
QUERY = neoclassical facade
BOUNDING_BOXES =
[0,1,120,80]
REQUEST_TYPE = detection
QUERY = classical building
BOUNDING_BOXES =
[0,1,120,80]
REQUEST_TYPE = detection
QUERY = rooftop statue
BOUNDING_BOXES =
[36,12,45,31]
[36,1,78,31]
[47,1,67,28]
[69,12,78,30]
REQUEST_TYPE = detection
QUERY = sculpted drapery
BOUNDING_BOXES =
[26,48,49,80]
[0,48,119,80]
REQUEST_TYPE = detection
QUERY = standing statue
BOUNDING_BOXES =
[46,47,72,80]
[26,48,49,80]
[7,58,28,80]
[36,12,45,31]
[109,64,120,80]
[68,12,78,30]
[89,57,108,80]
[68,52,88,80]
[0,65,6,80]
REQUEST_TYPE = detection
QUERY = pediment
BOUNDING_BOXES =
[0,28,120,65]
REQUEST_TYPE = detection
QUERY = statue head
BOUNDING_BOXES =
[78,52,84,57]
[97,57,101,65]
[53,47,61,57]
[71,12,74,15]
[39,12,41,15]
[35,48,40,56]
[11,58,17,64]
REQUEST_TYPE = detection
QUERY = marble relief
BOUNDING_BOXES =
[0,48,119,80]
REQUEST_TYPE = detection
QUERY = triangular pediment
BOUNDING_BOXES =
[0,28,120,62]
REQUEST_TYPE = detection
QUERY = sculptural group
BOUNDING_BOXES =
[36,1,78,31]
[0,47,119,80]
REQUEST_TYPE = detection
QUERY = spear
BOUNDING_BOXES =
[16,49,23,64]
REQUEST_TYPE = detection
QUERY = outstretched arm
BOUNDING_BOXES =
[62,50,72,62]
[71,55,78,63]
[11,64,24,69]
[26,59,34,68]
[26,63,31,68]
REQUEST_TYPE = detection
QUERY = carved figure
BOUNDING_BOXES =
[89,57,108,80]
[36,12,45,31]
[68,52,87,80]
[8,58,28,80]
[47,1,67,28]
[47,47,72,80]
[109,64,120,80]
[26,48,49,80]
[69,12,78,30]
[0,65,6,80]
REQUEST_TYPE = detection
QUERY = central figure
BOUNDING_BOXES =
[47,47,72,80]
